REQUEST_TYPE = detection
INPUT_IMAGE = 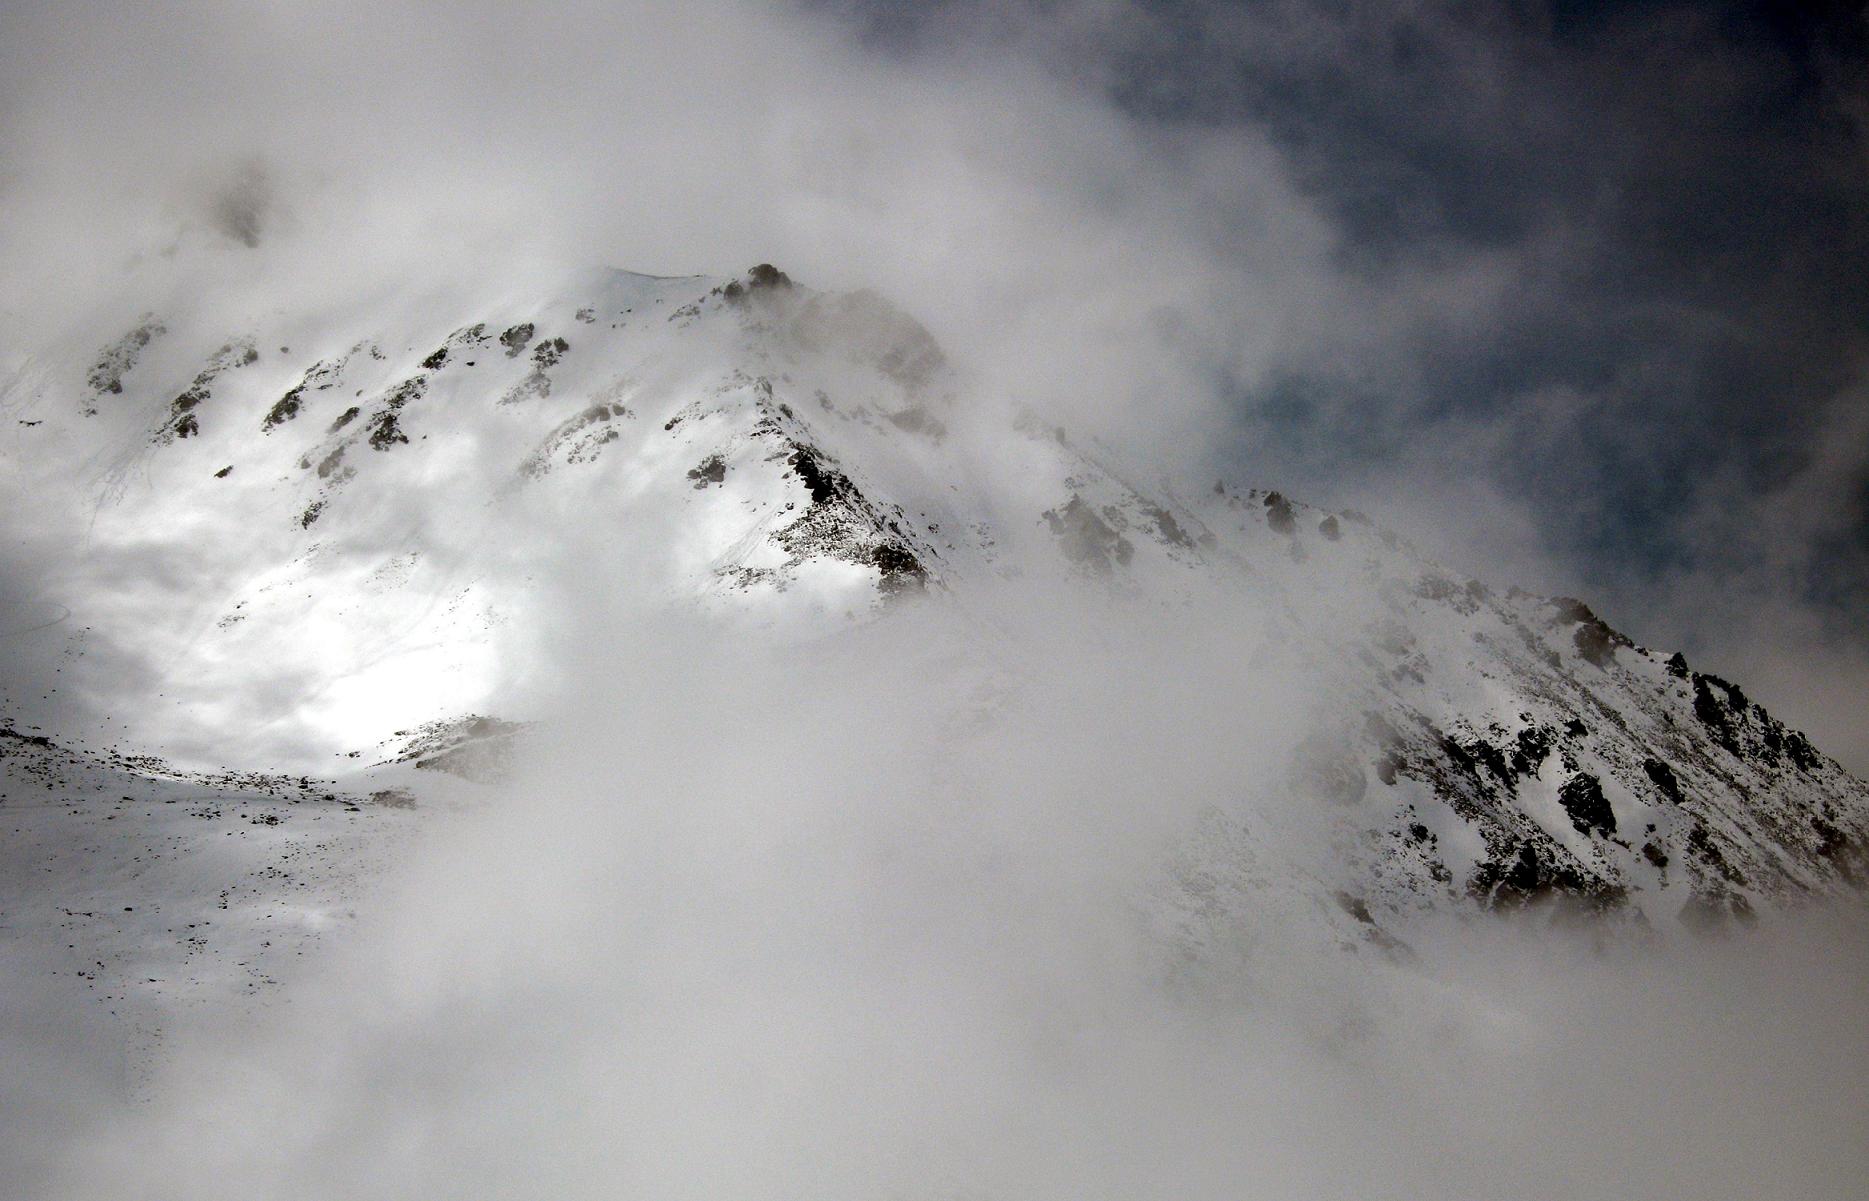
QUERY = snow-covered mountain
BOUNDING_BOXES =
[2,257,1864,997]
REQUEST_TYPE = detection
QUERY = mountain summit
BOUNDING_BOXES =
[2,262,1864,943]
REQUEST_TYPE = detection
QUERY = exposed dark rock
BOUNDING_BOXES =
[1573,621,1617,667]
[1470,842,1602,909]
[716,264,794,305]
[747,438,932,599]
[747,263,792,291]
[1643,758,1684,803]
[1263,491,1296,535]
[1510,725,1554,776]
[1558,772,1616,837]
[1786,730,1822,772]
[1761,721,1784,758]
[454,322,488,344]
[866,542,927,595]
[367,413,408,450]
[367,376,426,450]
[499,323,535,357]
[1317,514,1341,540]
[85,316,166,408]
[1692,675,1741,755]
[686,454,726,488]
[1548,598,1629,668]
[788,444,852,506]
[1444,733,1513,787]
[495,336,570,405]
[267,355,350,433]
[264,388,304,431]
[160,341,257,442]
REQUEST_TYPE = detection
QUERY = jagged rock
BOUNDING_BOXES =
[686,454,726,488]
[1558,772,1616,837]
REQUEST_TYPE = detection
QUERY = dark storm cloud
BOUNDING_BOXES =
[1178,0,1869,769]
[0,0,1862,762]
[831,0,1869,767]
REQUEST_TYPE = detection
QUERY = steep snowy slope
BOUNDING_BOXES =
[1,260,1864,944]
[2,264,987,767]
[1173,484,1868,932]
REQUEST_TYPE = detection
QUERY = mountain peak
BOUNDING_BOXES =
[0,261,1862,934]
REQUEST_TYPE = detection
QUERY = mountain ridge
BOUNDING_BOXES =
[0,260,1863,940]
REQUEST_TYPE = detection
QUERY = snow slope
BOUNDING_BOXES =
[0,721,431,1089]
[1,254,1864,1010]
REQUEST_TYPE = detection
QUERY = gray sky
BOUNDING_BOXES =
[1,0,1864,767]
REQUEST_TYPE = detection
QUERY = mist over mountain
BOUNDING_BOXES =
[2,247,1865,1198]
[2,2,1867,1197]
